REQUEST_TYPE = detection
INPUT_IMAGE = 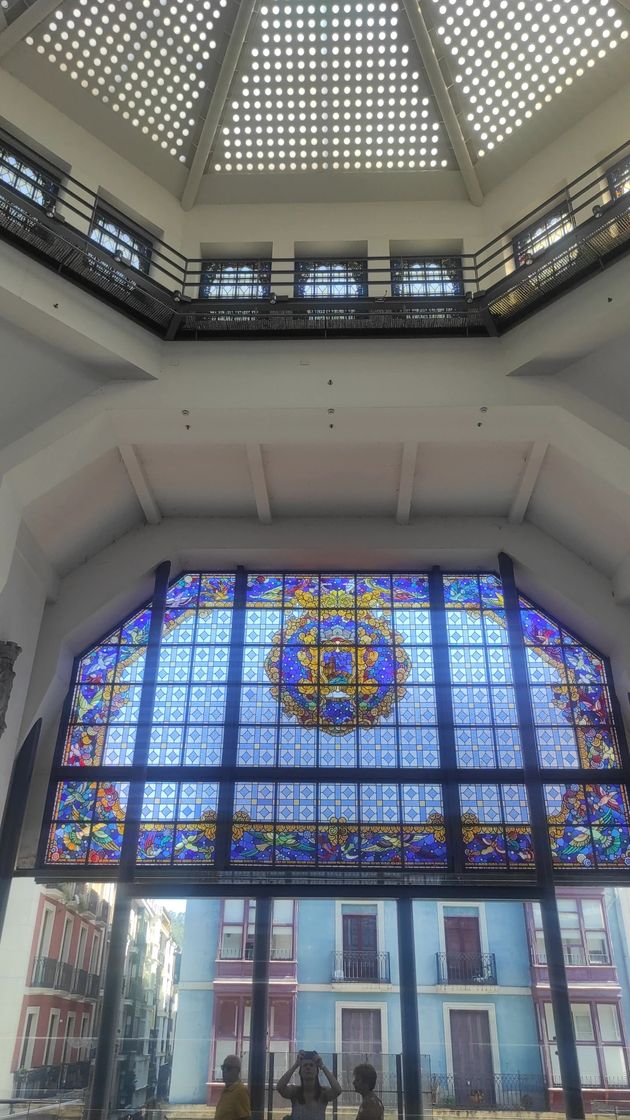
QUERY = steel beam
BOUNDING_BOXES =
[181,0,258,210]
[0,0,59,57]
[401,0,483,205]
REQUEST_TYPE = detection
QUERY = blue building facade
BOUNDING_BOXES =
[170,891,630,1112]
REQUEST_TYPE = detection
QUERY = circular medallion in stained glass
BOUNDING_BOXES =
[264,606,411,734]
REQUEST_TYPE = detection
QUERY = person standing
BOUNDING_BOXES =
[353,1063,384,1120]
[276,1050,341,1120]
[216,1055,251,1120]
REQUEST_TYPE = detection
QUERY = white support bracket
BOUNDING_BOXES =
[246,443,272,524]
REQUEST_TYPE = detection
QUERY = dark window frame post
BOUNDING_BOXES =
[397,897,423,1120]
[88,559,171,1120]
[499,552,585,1120]
[249,896,272,1120]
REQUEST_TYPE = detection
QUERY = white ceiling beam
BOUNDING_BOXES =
[508,440,548,524]
[119,443,161,526]
[246,443,272,524]
[396,442,418,524]
[401,0,483,206]
[0,0,59,58]
[181,0,258,211]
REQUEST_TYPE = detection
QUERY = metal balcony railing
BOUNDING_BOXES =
[436,951,497,984]
[2,123,630,340]
[30,956,101,995]
[219,944,294,961]
[532,944,611,967]
[431,1072,545,1110]
[12,1061,91,1100]
[332,950,391,982]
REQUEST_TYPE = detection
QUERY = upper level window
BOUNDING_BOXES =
[89,206,152,274]
[391,257,464,297]
[607,154,630,200]
[531,896,611,966]
[200,260,271,299]
[0,140,59,211]
[219,899,294,960]
[513,205,574,268]
[295,259,368,298]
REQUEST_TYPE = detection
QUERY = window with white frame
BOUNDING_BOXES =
[543,1002,628,1087]
[531,897,611,966]
[219,898,294,959]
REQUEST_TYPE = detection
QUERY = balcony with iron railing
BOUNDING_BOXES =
[436,951,498,985]
[2,123,630,340]
[332,950,391,983]
[12,1061,91,1100]
[30,956,101,997]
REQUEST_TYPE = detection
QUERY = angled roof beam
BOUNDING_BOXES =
[400,0,483,206]
[0,0,60,58]
[181,0,258,211]
[246,443,272,524]
[119,443,161,526]
[396,442,418,524]
[508,440,548,524]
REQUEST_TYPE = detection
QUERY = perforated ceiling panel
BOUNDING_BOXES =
[430,0,630,156]
[23,0,235,162]
[212,0,453,173]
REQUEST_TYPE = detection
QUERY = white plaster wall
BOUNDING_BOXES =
[0,540,47,820]
[0,879,42,1100]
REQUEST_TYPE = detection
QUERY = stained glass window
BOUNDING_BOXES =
[460,783,534,870]
[444,574,522,768]
[391,257,464,297]
[199,260,271,299]
[230,781,446,866]
[513,206,575,268]
[607,154,630,200]
[294,260,368,298]
[520,596,620,769]
[41,569,629,878]
[545,784,630,869]
[89,205,152,274]
[0,139,59,211]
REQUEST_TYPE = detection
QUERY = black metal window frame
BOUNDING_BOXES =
[607,154,630,200]
[89,204,153,275]
[390,256,464,297]
[34,560,630,896]
[0,138,60,212]
[512,204,575,268]
[294,258,368,298]
[199,259,272,300]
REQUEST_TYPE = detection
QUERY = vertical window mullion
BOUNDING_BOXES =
[119,560,171,878]
[499,551,585,1120]
[214,565,248,869]
[428,567,464,873]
